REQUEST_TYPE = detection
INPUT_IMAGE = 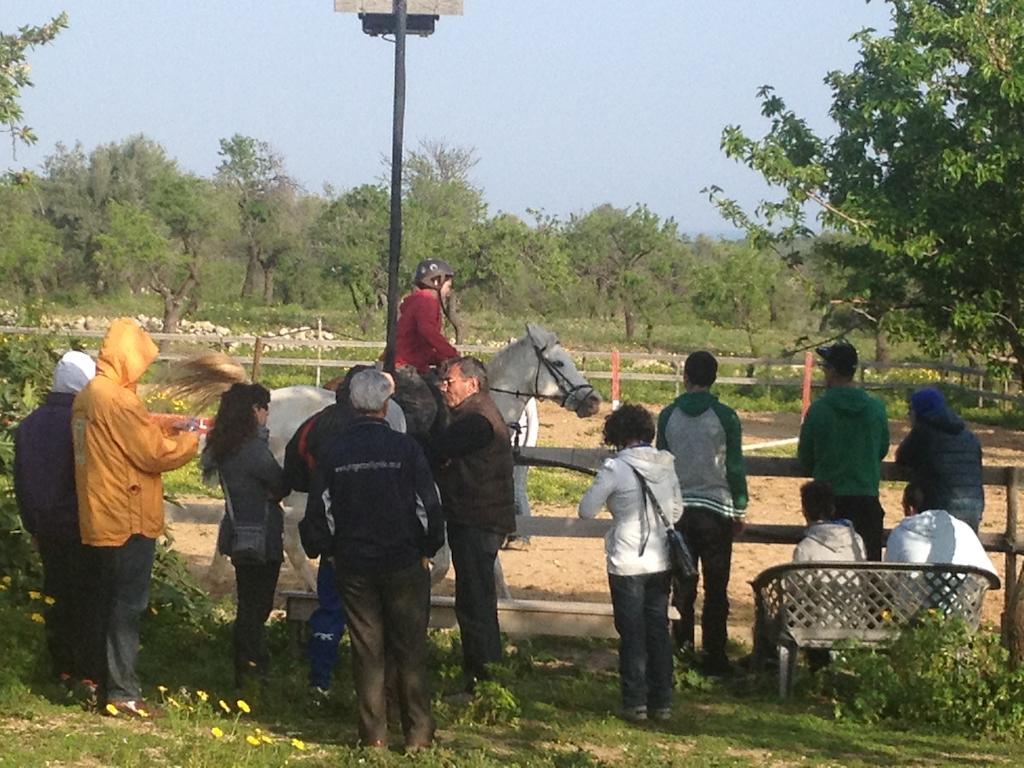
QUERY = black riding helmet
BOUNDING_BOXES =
[413,259,455,288]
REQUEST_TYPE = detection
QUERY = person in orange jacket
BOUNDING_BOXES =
[73,318,199,717]
[394,259,459,375]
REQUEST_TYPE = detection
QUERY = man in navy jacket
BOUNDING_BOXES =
[14,350,96,688]
[301,369,443,750]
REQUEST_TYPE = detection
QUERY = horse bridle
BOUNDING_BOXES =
[489,333,596,414]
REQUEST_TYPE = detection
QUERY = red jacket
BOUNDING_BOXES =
[394,288,458,373]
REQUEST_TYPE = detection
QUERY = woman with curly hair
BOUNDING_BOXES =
[578,404,683,723]
[201,383,287,687]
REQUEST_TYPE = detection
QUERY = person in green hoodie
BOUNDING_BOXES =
[656,351,748,675]
[798,342,890,560]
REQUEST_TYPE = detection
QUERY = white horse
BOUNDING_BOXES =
[194,324,601,593]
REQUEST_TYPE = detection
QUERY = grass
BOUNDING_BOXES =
[2,578,1023,767]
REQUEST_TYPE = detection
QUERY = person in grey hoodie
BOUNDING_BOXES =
[579,404,683,724]
[657,351,747,675]
[793,481,866,562]
[895,387,984,532]
[798,342,890,560]
[201,383,288,687]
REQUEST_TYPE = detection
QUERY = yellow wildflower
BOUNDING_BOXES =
[30,613,44,624]
[291,738,307,750]
[28,590,41,600]
[0,584,7,591]
[218,699,231,713]
[105,703,119,716]
[246,735,261,747]
[196,689,209,702]
[157,685,168,694]
[260,734,273,744]
[2,575,11,585]
[43,596,56,606]
[881,609,893,622]
[236,699,251,714]
[210,726,224,739]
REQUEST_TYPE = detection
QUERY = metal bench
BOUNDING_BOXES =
[751,562,1001,698]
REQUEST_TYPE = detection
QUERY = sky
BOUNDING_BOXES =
[2,1,893,235]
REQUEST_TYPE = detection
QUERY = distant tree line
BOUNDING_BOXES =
[4,134,871,354]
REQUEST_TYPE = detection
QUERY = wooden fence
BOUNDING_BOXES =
[187,449,1022,645]
[3,325,1021,405]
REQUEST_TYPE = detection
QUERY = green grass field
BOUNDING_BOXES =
[2,581,1022,768]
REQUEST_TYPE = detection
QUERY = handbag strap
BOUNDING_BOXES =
[631,468,674,531]
[218,472,236,524]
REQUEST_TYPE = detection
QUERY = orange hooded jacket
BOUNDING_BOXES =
[73,318,199,547]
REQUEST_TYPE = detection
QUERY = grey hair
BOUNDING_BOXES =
[349,369,395,413]
[453,356,488,388]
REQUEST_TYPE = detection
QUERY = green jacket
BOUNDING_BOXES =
[798,386,890,496]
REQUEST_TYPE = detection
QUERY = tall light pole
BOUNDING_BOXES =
[383,0,407,373]
[334,1,463,370]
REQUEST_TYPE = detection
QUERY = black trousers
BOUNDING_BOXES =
[672,506,734,661]
[233,560,281,683]
[835,496,885,561]
[37,535,95,681]
[337,561,434,747]
[447,522,505,683]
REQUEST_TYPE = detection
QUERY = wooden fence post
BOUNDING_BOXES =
[611,349,620,411]
[801,351,814,420]
[1003,466,1022,663]
[251,337,265,383]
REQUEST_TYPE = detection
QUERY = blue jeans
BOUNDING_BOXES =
[609,571,673,711]
[307,559,347,689]
[91,534,156,703]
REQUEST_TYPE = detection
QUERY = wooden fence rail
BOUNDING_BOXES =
[5,325,1019,405]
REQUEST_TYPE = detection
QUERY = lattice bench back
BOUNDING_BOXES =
[753,562,1001,649]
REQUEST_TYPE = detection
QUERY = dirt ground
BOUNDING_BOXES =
[169,400,1021,642]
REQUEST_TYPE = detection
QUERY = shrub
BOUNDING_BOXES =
[824,614,1024,737]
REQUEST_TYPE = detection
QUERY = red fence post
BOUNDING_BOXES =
[611,348,621,411]
[801,350,814,421]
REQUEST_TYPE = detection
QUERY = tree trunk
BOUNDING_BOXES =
[874,314,891,363]
[262,265,275,304]
[162,299,184,334]
[241,241,260,299]
[445,291,466,344]
[623,306,636,342]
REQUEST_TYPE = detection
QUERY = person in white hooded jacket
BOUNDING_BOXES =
[885,482,995,574]
[579,404,683,724]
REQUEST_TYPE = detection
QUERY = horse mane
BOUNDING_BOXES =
[158,352,249,410]
[487,334,527,375]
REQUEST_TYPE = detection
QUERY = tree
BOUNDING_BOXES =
[564,204,686,342]
[708,0,1024,381]
[215,134,294,301]
[1,12,68,158]
[692,242,782,358]
[310,185,390,333]
[0,180,63,298]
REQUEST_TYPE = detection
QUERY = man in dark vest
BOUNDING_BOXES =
[436,356,516,691]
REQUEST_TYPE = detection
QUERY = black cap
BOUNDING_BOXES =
[816,342,858,376]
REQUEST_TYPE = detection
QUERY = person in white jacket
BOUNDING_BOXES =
[578,404,683,724]
[885,482,995,574]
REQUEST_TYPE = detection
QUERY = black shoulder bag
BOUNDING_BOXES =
[632,469,697,581]
[219,474,269,564]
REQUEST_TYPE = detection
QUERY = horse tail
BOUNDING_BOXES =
[158,351,248,409]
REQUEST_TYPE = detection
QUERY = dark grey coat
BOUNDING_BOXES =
[202,426,288,562]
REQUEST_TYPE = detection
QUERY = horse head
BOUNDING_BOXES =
[518,323,601,418]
